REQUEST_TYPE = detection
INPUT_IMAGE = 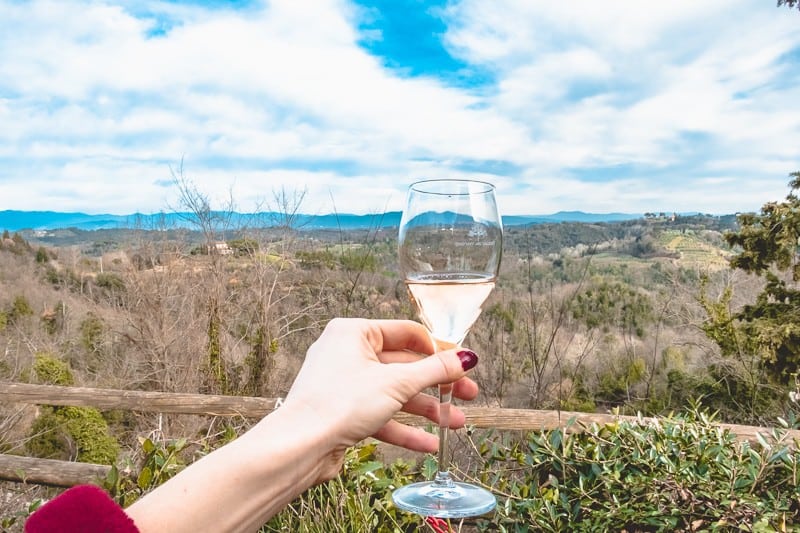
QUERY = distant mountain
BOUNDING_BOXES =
[0,209,643,232]
[502,211,642,225]
[541,211,643,223]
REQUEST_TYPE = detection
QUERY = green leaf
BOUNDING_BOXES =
[421,455,437,479]
[755,432,770,451]
[353,461,383,476]
[105,464,118,488]
[137,466,153,489]
[141,438,155,455]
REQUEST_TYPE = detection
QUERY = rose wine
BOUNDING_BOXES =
[406,272,496,346]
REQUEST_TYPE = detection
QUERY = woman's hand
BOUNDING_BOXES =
[281,318,480,483]
[125,317,481,533]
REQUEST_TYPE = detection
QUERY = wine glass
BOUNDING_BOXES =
[391,178,502,518]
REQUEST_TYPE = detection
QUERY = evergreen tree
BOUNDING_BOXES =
[705,172,800,382]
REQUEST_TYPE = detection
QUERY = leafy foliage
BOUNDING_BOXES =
[7,294,34,324]
[25,353,120,464]
[228,238,260,256]
[263,442,423,532]
[95,272,126,292]
[80,313,105,354]
[480,409,800,531]
[1,499,42,532]
[35,246,49,264]
[572,281,653,337]
[31,352,74,386]
[27,406,120,464]
[261,408,800,531]
[104,436,189,507]
[705,172,800,382]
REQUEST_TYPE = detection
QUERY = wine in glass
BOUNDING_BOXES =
[391,178,502,518]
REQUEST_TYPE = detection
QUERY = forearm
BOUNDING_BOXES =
[126,405,330,533]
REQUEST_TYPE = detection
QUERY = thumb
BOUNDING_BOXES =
[402,348,479,391]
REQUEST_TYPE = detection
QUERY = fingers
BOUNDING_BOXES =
[452,378,479,401]
[393,347,476,394]
[372,320,436,355]
[380,350,479,400]
[374,396,469,452]
[400,393,467,428]
[373,419,438,453]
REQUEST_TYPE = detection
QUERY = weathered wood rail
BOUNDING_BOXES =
[2,381,800,487]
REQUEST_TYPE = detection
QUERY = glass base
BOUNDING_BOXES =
[392,478,497,518]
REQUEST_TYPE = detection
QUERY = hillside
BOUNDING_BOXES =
[6,214,798,531]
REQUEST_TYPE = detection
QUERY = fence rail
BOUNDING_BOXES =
[2,381,800,487]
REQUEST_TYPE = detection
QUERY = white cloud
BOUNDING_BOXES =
[0,0,798,217]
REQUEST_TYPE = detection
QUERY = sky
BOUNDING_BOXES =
[0,0,798,217]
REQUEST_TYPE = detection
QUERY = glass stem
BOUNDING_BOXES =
[434,382,455,487]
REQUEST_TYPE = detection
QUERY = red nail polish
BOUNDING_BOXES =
[457,350,478,371]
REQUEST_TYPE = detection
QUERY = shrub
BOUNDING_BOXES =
[95,272,126,292]
[228,238,259,256]
[35,246,49,264]
[295,249,337,269]
[80,313,105,354]
[40,301,65,335]
[265,408,800,531]
[477,410,800,531]
[26,353,120,465]
[27,406,120,464]
[339,249,378,273]
[8,295,33,324]
[32,352,74,386]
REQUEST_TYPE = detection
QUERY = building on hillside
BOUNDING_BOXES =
[208,242,233,256]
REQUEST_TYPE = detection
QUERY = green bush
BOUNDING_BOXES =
[8,295,33,324]
[263,408,800,531]
[80,313,105,354]
[26,353,119,465]
[295,249,337,269]
[32,352,74,386]
[595,356,646,405]
[480,410,800,531]
[339,249,378,273]
[95,272,126,292]
[35,246,49,264]
[27,406,120,464]
[228,238,259,256]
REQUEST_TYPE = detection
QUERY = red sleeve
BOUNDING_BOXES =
[25,484,140,533]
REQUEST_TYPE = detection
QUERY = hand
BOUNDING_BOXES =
[125,318,480,532]
[282,318,480,483]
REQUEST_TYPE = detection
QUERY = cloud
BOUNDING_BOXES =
[0,0,798,217]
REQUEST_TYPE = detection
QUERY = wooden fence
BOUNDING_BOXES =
[2,381,800,488]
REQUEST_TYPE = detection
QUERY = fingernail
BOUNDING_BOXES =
[457,350,478,371]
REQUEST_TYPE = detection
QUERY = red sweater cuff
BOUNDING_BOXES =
[25,484,139,533]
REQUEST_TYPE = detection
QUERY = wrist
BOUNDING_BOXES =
[251,399,349,483]
[127,403,338,532]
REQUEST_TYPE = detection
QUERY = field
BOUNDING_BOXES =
[657,229,732,270]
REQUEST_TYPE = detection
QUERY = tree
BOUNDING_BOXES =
[778,0,799,10]
[171,167,237,393]
[572,280,654,403]
[706,172,800,382]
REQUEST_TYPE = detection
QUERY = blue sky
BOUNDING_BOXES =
[0,0,798,216]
